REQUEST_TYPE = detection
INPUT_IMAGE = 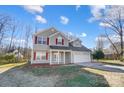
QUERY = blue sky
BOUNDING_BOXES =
[0,5,106,48]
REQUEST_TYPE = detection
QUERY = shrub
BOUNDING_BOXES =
[92,50,104,60]
[0,55,4,60]
[4,54,16,63]
[120,56,124,62]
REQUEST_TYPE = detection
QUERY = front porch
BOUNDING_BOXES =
[49,50,72,65]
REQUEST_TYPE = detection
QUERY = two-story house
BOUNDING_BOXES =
[31,27,91,65]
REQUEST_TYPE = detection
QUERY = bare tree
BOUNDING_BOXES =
[105,28,120,59]
[101,6,124,60]
[8,24,17,51]
[96,34,106,51]
[24,25,32,59]
[0,14,11,46]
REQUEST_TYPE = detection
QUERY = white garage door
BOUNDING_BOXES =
[74,52,91,63]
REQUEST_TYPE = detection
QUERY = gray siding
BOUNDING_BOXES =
[33,28,69,51]
[71,39,82,47]
[33,44,49,51]
[35,28,57,37]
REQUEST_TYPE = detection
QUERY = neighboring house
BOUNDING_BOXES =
[31,27,91,65]
[109,42,124,54]
[13,50,23,59]
[7,49,23,59]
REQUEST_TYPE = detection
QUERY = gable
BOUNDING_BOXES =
[49,32,69,41]
[49,31,69,40]
[34,27,58,37]
[70,39,82,47]
[49,32,69,46]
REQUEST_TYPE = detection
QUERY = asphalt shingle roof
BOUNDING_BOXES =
[49,45,91,52]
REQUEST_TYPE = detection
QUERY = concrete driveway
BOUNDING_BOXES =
[77,62,124,73]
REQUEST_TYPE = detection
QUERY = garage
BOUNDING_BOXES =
[73,51,91,63]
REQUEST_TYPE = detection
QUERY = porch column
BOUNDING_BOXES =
[64,51,65,64]
[50,50,52,65]
[58,51,59,64]
[71,51,72,63]
[31,49,33,64]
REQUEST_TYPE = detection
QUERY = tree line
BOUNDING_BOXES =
[0,14,33,61]
[94,6,124,61]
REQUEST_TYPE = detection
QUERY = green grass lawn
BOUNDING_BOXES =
[98,59,124,66]
[0,57,27,66]
[28,65,109,87]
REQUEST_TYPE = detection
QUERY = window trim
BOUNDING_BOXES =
[36,52,47,61]
[56,36,63,45]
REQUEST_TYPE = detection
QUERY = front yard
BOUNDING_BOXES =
[98,60,124,66]
[0,63,109,87]
[83,67,124,87]
[27,65,109,87]
[0,62,124,87]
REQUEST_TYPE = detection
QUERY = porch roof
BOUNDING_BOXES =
[50,46,71,50]
[49,45,91,52]
[70,46,91,52]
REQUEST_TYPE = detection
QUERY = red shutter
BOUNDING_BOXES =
[56,38,58,45]
[35,36,37,44]
[62,38,64,45]
[46,52,48,60]
[33,52,36,60]
[47,37,49,45]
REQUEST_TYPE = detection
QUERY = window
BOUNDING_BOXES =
[36,52,41,60]
[41,52,46,60]
[36,52,47,60]
[57,36,62,45]
[37,37,46,44]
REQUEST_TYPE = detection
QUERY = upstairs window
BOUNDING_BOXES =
[57,36,62,45]
[37,37,46,44]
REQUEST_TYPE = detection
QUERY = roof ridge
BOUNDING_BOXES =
[34,27,58,36]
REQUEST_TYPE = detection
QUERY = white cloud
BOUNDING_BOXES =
[99,22,111,27]
[35,15,47,24]
[95,34,124,45]
[66,31,87,38]
[88,5,105,22]
[68,32,73,36]
[108,34,124,43]
[76,5,81,11]
[109,34,120,42]
[95,36,107,42]
[80,32,87,37]
[23,5,44,14]
[60,16,69,25]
